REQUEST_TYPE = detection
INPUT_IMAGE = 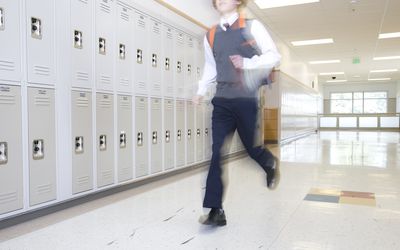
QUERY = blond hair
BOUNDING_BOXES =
[212,0,248,10]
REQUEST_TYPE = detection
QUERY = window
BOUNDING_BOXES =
[330,91,387,114]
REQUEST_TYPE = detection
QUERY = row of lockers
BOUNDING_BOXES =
[0,85,245,217]
[0,0,203,98]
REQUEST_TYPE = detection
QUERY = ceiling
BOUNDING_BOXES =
[247,0,400,85]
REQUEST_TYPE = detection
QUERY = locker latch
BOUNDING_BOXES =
[165,130,170,143]
[32,139,44,160]
[205,128,209,136]
[99,38,106,55]
[177,129,181,141]
[197,67,200,77]
[177,61,182,73]
[137,132,143,146]
[119,44,126,60]
[99,135,107,151]
[187,64,192,74]
[187,129,192,140]
[75,136,84,154]
[0,8,4,31]
[197,129,201,137]
[165,58,170,71]
[120,132,127,148]
[74,30,83,49]
[31,17,42,39]
[137,49,143,63]
[0,142,8,165]
[152,131,158,144]
[152,54,158,67]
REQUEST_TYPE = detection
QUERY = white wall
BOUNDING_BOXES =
[322,82,398,98]
[397,80,400,112]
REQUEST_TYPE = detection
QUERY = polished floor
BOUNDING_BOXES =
[0,131,400,250]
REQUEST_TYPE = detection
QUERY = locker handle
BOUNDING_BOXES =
[74,30,83,49]
[0,142,8,165]
[99,38,106,55]
[137,49,143,63]
[99,135,107,151]
[165,58,170,71]
[120,132,127,148]
[0,8,4,31]
[165,130,170,143]
[152,131,158,144]
[75,136,84,154]
[119,44,126,60]
[177,129,182,141]
[137,132,143,146]
[32,139,44,160]
[197,129,201,137]
[187,129,192,140]
[177,61,182,73]
[187,64,192,74]
[152,54,157,67]
[31,17,42,39]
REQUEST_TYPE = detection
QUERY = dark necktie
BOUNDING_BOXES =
[223,23,230,31]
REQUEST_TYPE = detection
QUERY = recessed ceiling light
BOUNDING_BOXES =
[373,56,400,61]
[370,69,398,73]
[326,80,347,83]
[353,75,361,78]
[309,60,341,64]
[379,32,400,39]
[368,78,391,81]
[255,0,320,9]
[291,38,334,46]
[319,72,345,76]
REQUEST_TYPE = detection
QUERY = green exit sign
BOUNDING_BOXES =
[353,57,360,64]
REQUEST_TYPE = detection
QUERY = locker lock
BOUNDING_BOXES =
[177,129,182,141]
[136,49,143,63]
[205,128,209,136]
[119,44,126,60]
[32,139,44,160]
[0,8,4,31]
[0,142,8,165]
[187,129,192,140]
[31,17,42,39]
[152,54,158,67]
[75,136,84,154]
[137,132,143,146]
[74,30,83,49]
[99,38,106,55]
[99,135,107,151]
[177,61,182,73]
[165,130,170,143]
[120,132,127,148]
[197,129,201,137]
[187,64,192,74]
[152,131,158,144]
[165,58,170,71]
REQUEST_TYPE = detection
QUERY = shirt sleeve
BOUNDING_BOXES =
[196,35,217,96]
[242,20,281,70]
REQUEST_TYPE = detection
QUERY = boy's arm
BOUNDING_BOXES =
[242,20,281,70]
[196,36,217,96]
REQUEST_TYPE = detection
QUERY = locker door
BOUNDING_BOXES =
[184,34,195,99]
[26,0,56,85]
[162,25,174,97]
[186,100,194,164]
[117,95,133,182]
[150,98,162,173]
[204,102,212,159]
[133,11,148,95]
[163,99,174,170]
[135,96,148,177]
[149,18,162,96]
[195,102,204,162]
[95,0,115,91]
[0,1,22,82]
[175,100,185,167]
[0,85,23,214]
[28,87,56,206]
[71,91,93,194]
[96,93,114,187]
[70,0,93,88]
[195,38,203,96]
[174,31,185,98]
[116,3,133,93]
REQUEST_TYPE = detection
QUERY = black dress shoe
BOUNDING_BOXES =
[199,208,227,226]
[266,156,280,190]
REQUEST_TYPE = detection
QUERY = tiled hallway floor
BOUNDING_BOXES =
[1,131,400,250]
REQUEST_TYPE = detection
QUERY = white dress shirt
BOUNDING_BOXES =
[196,12,281,96]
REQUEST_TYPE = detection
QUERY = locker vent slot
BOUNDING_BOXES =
[166,101,173,109]
[137,99,146,109]
[77,176,90,186]
[34,65,50,76]
[76,72,89,82]
[187,38,194,48]
[138,82,145,90]
[34,96,51,106]
[165,29,173,40]
[37,183,52,195]
[100,75,111,85]
[102,170,112,180]
[0,192,17,205]
[120,99,130,109]
[120,168,130,177]
[0,60,14,72]
[166,86,173,93]
[76,97,89,107]
[99,98,112,108]
[152,23,160,34]
[137,16,145,29]
[0,94,15,105]
[177,33,184,44]
[78,0,89,4]
[119,78,129,86]
[152,84,161,92]
[120,12,129,22]
[100,3,111,13]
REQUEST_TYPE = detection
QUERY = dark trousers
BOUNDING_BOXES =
[203,97,275,209]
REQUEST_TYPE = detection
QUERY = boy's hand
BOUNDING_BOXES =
[229,55,244,69]
[192,95,203,105]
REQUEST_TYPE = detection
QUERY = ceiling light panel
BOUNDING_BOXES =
[255,0,320,9]
[319,72,345,76]
[309,60,341,64]
[292,38,334,46]
[379,32,400,39]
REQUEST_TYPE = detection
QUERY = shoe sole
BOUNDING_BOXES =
[199,215,227,226]
[267,156,280,190]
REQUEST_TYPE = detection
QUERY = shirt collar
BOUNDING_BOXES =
[219,12,239,31]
